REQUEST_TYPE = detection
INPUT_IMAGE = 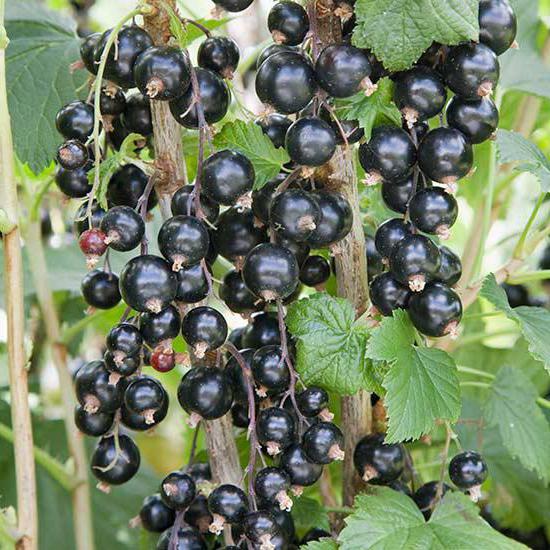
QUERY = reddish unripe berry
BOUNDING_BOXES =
[151,347,176,373]
[79,228,107,268]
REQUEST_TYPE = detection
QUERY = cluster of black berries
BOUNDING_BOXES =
[361,0,517,338]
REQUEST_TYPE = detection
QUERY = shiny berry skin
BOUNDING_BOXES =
[242,312,281,349]
[381,174,424,214]
[170,68,230,128]
[107,164,157,210]
[225,348,254,404]
[285,116,337,167]
[104,350,140,377]
[306,191,353,248]
[208,485,248,536]
[91,434,140,485]
[369,273,411,316]
[257,114,293,149]
[374,218,413,260]
[94,87,126,117]
[320,105,364,144]
[243,511,280,546]
[302,422,345,464]
[365,234,384,281]
[413,481,451,519]
[268,1,309,46]
[449,451,488,489]
[393,67,447,124]
[296,387,330,417]
[198,36,240,78]
[359,126,416,183]
[299,255,331,287]
[95,26,154,89]
[408,282,463,337]
[182,306,228,356]
[254,467,292,509]
[57,139,88,170]
[121,93,153,136]
[479,0,517,55]
[184,495,212,534]
[256,407,296,455]
[446,96,499,144]
[160,471,196,510]
[134,46,191,101]
[74,201,106,235]
[301,528,331,544]
[353,433,405,484]
[229,328,244,352]
[390,234,441,292]
[243,243,299,301]
[158,215,210,271]
[119,255,177,313]
[120,398,168,431]
[435,246,462,286]
[315,44,372,98]
[156,526,206,550]
[75,360,125,413]
[79,228,108,261]
[408,187,458,238]
[257,43,299,69]
[251,345,290,396]
[270,189,321,242]
[140,305,181,346]
[55,101,94,141]
[219,270,260,314]
[274,233,310,266]
[212,0,253,12]
[280,444,323,487]
[443,43,500,100]
[55,164,92,198]
[202,150,255,206]
[106,323,143,356]
[171,185,220,223]
[175,264,210,304]
[256,51,317,114]
[125,376,168,425]
[81,270,121,309]
[139,494,176,533]
[418,128,473,184]
[150,347,176,373]
[74,405,114,437]
[231,403,251,428]
[80,32,101,74]
[100,206,145,252]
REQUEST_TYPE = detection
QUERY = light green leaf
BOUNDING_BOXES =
[301,539,338,550]
[366,310,460,442]
[291,496,330,539]
[352,0,479,72]
[213,120,290,190]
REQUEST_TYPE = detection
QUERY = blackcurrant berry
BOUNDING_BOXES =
[257,114,293,149]
[208,484,249,535]
[171,185,220,223]
[254,467,292,510]
[91,434,140,486]
[219,270,261,314]
[301,528,332,544]
[175,263,210,304]
[256,51,317,114]
[107,164,157,210]
[156,526,206,550]
[268,1,309,46]
[353,433,405,484]
[55,164,92,198]
[365,234,384,281]
[187,462,212,483]
[212,0,253,12]
[381,174,424,215]
[270,189,321,241]
[231,403,251,428]
[57,139,88,170]
[74,405,114,437]
[100,205,145,252]
[408,187,458,239]
[285,116,337,167]
[80,32,101,74]
[257,407,296,455]
[184,494,213,534]
[274,233,311,267]
[94,87,126,118]
[120,398,168,431]
[198,36,240,78]
[139,494,176,533]
[448,451,488,500]
[125,375,168,425]
[81,270,121,309]
[296,387,331,419]
[269,506,295,542]
[434,246,462,286]
[479,0,517,55]
[299,255,331,287]
[369,272,411,316]
[501,282,530,308]
[408,281,462,337]
[140,306,181,347]
[225,348,254,404]
[104,350,140,378]
[170,68,230,128]
[75,360,126,413]
[413,481,451,519]
[242,312,281,349]
[74,201,106,235]
[181,306,228,357]
[280,444,323,489]
[106,323,143,357]
[446,96,499,144]
[257,43,298,69]
[315,44,372,98]
[306,191,353,248]
[55,100,94,142]
[302,422,345,464]
[444,43,500,100]
[121,93,153,136]
[418,128,473,184]
[160,471,196,510]
[374,218,413,260]
[251,345,290,397]
[243,511,280,547]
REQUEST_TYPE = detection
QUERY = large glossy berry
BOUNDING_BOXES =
[299,255,331,287]
[160,471,196,510]
[242,312,281,349]
[170,68,230,128]
[107,323,143,357]
[302,422,344,464]
[212,0,253,12]
[202,150,255,206]
[315,44,372,98]
[306,192,353,248]
[418,128,473,184]
[219,270,260,314]
[175,264,210,304]
[104,350,140,378]
[55,165,92,198]
[139,494,176,533]
[374,218,413,260]
[120,398,168,431]
[268,1,309,46]
[91,434,140,485]
[449,451,488,494]
[381,174,424,214]
[257,43,299,69]
[409,187,458,238]
[390,234,441,292]
[257,407,296,455]
[75,360,125,413]
[125,376,168,425]
[285,117,337,167]
[254,467,292,510]
[444,43,500,100]
[446,96,499,144]
[242,243,299,301]
[280,444,323,488]
[57,140,88,171]
[74,405,114,437]
[208,485,248,535]
[435,246,462,286]
[225,348,254,404]
[156,526,206,550]
[393,67,447,125]
[358,126,416,183]
[413,481,451,519]
[107,164,156,210]
[479,0,517,55]
[134,46,190,101]
[81,270,121,309]
[370,273,411,316]
[408,282,462,337]
[95,26,154,88]
[80,32,101,74]
[56,101,94,141]
[353,434,405,484]
[121,93,153,136]
[243,511,280,547]
[171,185,220,223]
[256,51,317,114]
[257,114,293,149]
[140,305,181,346]
[184,494,212,534]
[274,233,310,266]
[251,345,290,396]
[198,36,240,78]
[270,189,321,241]
[296,387,330,418]
[100,206,144,252]
[182,306,228,356]
[119,255,177,313]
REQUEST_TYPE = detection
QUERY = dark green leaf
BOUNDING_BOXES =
[301,539,338,550]
[291,496,330,539]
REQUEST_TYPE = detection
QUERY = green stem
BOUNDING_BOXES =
[460,381,491,390]
[463,310,504,321]
[457,366,495,380]
[514,192,546,259]
[457,328,518,347]
[507,269,550,285]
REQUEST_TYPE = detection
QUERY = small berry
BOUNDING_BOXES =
[306,192,353,248]
[74,201,106,236]
[208,484,249,534]
[381,174,424,215]
[301,528,332,544]
[302,422,345,464]
[198,36,240,78]
[80,32,101,74]
[274,233,311,267]
[140,304,181,346]
[280,444,323,490]
[413,481,451,519]
[448,451,488,501]
[81,270,121,309]
[120,399,168,431]
[501,282,530,308]
[269,189,321,242]
[296,387,331,419]
[175,263,210,304]
[268,1,309,46]
[171,184,220,224]
[369,272,411,316]
[257,407,296,456]
[139,494,176,533]
[254,467,292,511]
[75,360,125,414]
[91,434,140,486]
[104,350,140,378]
[243,511,280,548]
[285,116,337,167]
[251,345,290,397]
[435,246,462,286]
[299,255,331,287]
[408,187,458,239]
[79,228,108,267]
[106,323,143,357]
[92,87,126,117]
[353,433,405,484]
[181,306,228,357]
[151,347,176,373]
[57,139,89,170]
[446,96,499,144]
[257,114,292,149]
[156,526,206,550]
[107,164,156,210]
[219,270,261,314]
[257,43,299,69]
[121,93,153,136]
[479,0,517,55]
[242,312,281,349]
[365,234,384,281]
[160,471,196,510]
[55,100,94,141]
[184,495,213,534]
[212,0,253,12]
[55,164,92,198]
[100,205,145,252]
[374,218,413,260]
[124,376,168,425]
[74,405,114,437]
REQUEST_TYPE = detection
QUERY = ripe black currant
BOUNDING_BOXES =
[81,270,121,310]
[443,43,500,100]
[120,398,168,431]
[285,116,337,167]
[242,243,299,301]
[55,164,92,198]
[446,96,499,144]
[302,422,345,464]
[268,1,309,46]
[74,201,106,235]
[299,255,331,287]
[306,191,353,248]
[358,126,417,184]
[231,402,251,428]
[296,387,331,419]
[121,93,153,136]
[57,139,88,170]
[257,43,299,69]
[100,205,145,252]
[256,50,317,114]
[124,376,168,425]
[241,312,281,349]
[301,528,332,544]
[156,526,206,550]
[370,272,411,316]
[208,484,249,534]
[274,233,311,266]
[93,87,126,118]
[257,407,296,455]
[270,189,321,242]
[181,306,228,357]
[448,451,488,501]
[315,44,372,98]
[502,282,530,308]
[75,360,125,414]
[280,444,323,490]
[160,471,196,510]
[225,348,254,404]
[55,100,94,142]
[106,323,143,357]
[198,36,240,78]
[381,174,424,215]
[187,462,212,483]
[91,434,140,486]
[257,114,293,149]
[107,164,157,210]
[251,345,290,397]
[104,350,140,378]
[171,184,220,224]
[374,218,413,260]
[243,511,280,547]
[74,405,114,437]
[80,32,101,74]
[408,187,458,239]
[254,467,292,511]
[269,506,295,542]
[353,433,405,484]
[212,0,253,12]
[184,494,212,534]
[435,246,462,286]
[175,264,210,304]
[219,270,261,314]
[479,0,517,55]
[413,481,451,519]
[139,494,176,533]
[408,281,463,337]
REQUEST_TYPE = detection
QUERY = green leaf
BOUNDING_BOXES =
[336,78,402,140]
[484,367,550,483]
[301,540,338,550]
[352,0,479,72]
[5,0,87,174]
[291,496,330,539]
[213,120,290,190]
[366,310,461,442]
[181,18,230,47]
[496,130,550,192]
[286,293,371,396]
